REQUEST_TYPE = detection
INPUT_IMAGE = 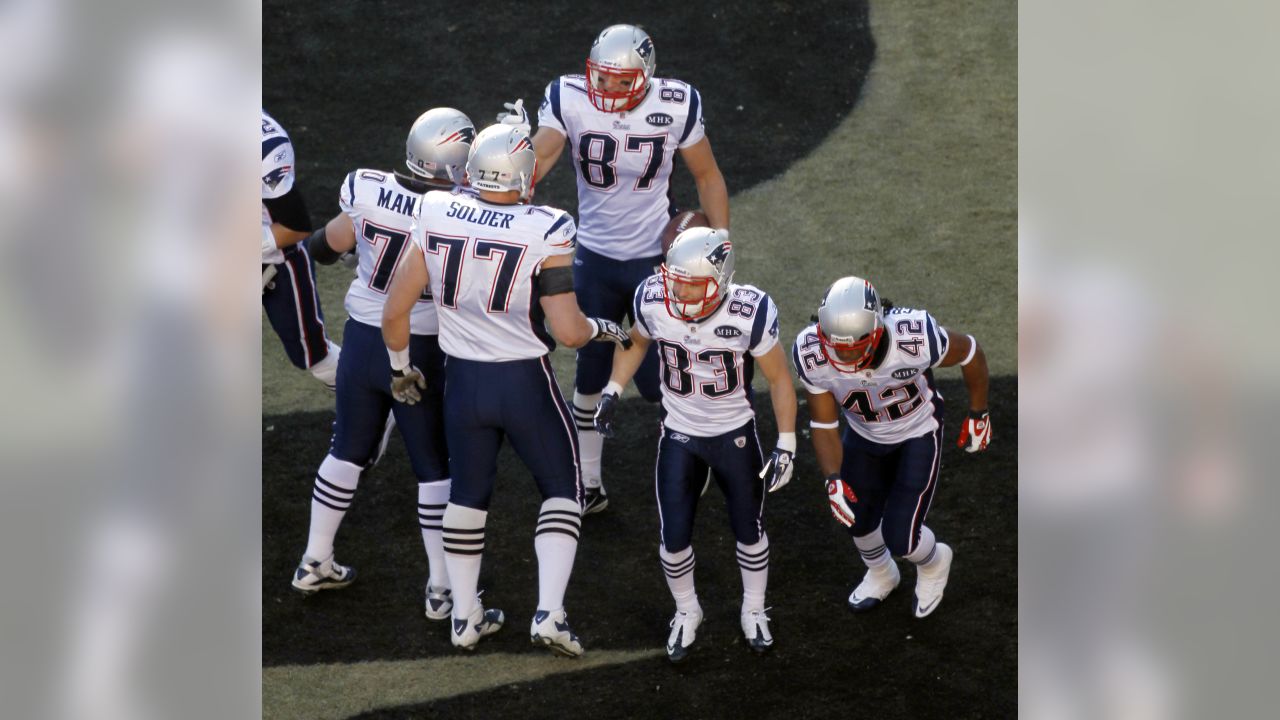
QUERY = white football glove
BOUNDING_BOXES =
[587,317,633,349]
[390,366,427,405]
[759,447,794,493]
[826,475,857,527]
[496,98,531,135]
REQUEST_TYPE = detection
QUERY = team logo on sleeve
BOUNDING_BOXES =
[263,165,292,190]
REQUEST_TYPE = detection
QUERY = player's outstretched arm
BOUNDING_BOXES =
[532,126,566,183]
[381,243,430,404]
[593,326,651,438]
[305,214,357,265]
[756,343,798,492]
[679,138,730,234]
[537,254,631,348]
[939,329,991,452]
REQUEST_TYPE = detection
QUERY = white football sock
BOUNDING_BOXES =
[304,455,361,561]
[572,391,604,489]
[418,479,451,589]
[442,504,487,620]
[853,524,895,572]
[660,545,700,614]
[534,497,581,611]
[308,341,340,386]
[737,533,770,614]
[904,524,940,567]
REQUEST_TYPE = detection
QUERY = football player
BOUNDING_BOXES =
[497,24,730,514]
[593,228,797,661]
[261,109,340,388]
[792,276,991,618]
[288,110,475,625]
[383,124,631,656]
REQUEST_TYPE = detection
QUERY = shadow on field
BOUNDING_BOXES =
[263,376,1015,719]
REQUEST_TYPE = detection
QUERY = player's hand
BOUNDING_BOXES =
[826,476,857,527]
[594,391,619,439]
[588,317,633,349]
[957,409,991,453]
[497,98,531,134]
[390,366,427,405]
[759,447,794,493]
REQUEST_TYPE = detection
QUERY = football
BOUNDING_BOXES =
[659,210,711,256]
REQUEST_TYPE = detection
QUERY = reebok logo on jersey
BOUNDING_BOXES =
[892,368,919,380]
[670,432,690,443]
[646,112,674,126]
[714,326,743,338]
[734,437,746,448]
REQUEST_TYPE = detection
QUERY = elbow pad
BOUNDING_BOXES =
[537,265,575,296]
[306,227,343,265]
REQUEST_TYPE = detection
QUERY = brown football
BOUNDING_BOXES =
[659,210,711,256]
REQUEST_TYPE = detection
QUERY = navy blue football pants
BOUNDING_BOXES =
[262,244,332,370]
[656,419,767,552]
[573,245,662,401]
[328,318,449,481]
[840,399,945,557]
[444,355,582,510]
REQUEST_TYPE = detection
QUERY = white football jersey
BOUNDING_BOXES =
[537,75,707,261]
[261,110,295,264]
[409,189,577,361]
[792,308,950,445]
[633,276,781,437]
[338,169,438,335]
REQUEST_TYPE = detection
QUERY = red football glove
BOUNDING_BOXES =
[826,476,857,527]
[957,409,991,453]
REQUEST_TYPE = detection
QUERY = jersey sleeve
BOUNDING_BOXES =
[632,280,656,339]
[338,171,356,214]
[537,79,568,135]
[676,85,706,149]
[542,210,577,257]
[925,312,950,368]
[748,293,781,357]
[790,339,827,395]
[261,135,296,199]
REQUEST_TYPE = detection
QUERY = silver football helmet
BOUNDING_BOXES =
[586,24,656,112]
[406,108,475,184]
[465,124,537,200]
[661,227,734,320]
[816,276,885,373]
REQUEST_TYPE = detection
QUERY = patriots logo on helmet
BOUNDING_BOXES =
[863,280,878,311]
[263,165,292,189]
[705,241,731,269]
[438,127,476,146]
[636,36,654,60]
[510,136,532,154]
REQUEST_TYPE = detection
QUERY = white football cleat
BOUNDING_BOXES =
[424,585,453,621]
[913,543,954,618]
[450,603,504,650]
[740,609,774,653]
[665,606,704,663]
[847,561,901,612]
[530,608,584,657]
[291,554,356,595]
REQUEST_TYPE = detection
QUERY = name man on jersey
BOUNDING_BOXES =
[792,276,991,618]
[593,228,797,662]
[383,124,631,656]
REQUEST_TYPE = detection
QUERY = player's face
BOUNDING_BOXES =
[671,278,706,303]
[596,73,635,95]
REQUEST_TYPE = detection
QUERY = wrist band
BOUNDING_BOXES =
[809,419,840,429]
[959,335,978,366]
[777,432,796,452]
[603,380,624,397]
[388,346,411,372]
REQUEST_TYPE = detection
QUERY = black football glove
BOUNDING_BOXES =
[594,391,620,439]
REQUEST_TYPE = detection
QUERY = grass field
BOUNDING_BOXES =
[264,1,1016,717]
